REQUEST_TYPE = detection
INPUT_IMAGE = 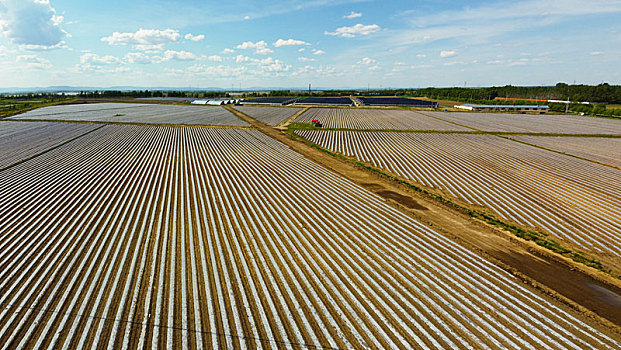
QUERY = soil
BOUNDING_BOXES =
[226,106,621,332]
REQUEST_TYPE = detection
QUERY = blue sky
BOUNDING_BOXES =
[1,0,620,88]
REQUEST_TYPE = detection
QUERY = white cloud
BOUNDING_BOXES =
[80,53,120,65]
[208,55,223,62]
[184,33,205,42]
[590,51,603,55]
[222,48,235,54]
[234,54,291,73]
[0,0,67,49]
[358,57,377,65]
[101,28,181,51]
[162,50,198,61]
[124,52,151,64]
[313,49,326,55]
[440,50,457,58]
[236,40,273,54]
[298,57,316,62]
[16,54,52,69]
[416,54,427,58]
[325,23,380,38]
[244,15,251,20]
[19,41,68,51]
[343,11,362,19]
[273,38,310,47]
[298,48,305,52]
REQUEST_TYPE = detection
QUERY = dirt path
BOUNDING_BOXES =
[275,107,309,130]
[225,105,621,331]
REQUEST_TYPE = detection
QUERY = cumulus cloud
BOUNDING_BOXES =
[123,52,151,64]
[440,50,457,58]
[162,50,198,61]
[184,33,205,42]
[222,48,235,54]
[101,28,181,51]
[343,11,362,19]
[235,54,291,73]
[208,55,223,62]
[325,23,380,38]
[236,40,273,54]
[80,53,120,65]
[16,54,52,69]
[416,54,427,58]
[273,38,310,47]
[0,0,67,49]
[75,53,131,73]
[358,57,377,65]
[298,57,316,62]
[313,49,326,55]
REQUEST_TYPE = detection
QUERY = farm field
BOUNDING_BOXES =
[232,106,302,126]
[296,130,621,260]
[9,103,248,126]
[1,124,618,348]
[294,108,471,130]
[509,136,621,168]
[0,121,101,169]
[424,111,621,134]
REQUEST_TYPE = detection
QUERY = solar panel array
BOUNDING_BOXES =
[242,97,299,105]
[360,97,438,108]
[295,97,354,106]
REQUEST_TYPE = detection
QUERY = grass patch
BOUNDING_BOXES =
[287,126,613,277]
[0,98,76,119]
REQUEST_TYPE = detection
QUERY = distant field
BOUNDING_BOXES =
[424,111,621,134]
[9,103,248,126]
[294,108,470,130]
[607,104,621,110]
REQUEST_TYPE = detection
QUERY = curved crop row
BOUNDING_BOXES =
[0,126,618,349]
[297,130,621,258]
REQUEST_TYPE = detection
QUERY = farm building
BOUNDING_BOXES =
[455,104,549,113]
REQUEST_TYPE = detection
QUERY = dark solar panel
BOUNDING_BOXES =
[295,97,354,106]
[243,97,299,105]
[359,97,438,107]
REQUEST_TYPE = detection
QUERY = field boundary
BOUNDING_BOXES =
[276,107,310,129]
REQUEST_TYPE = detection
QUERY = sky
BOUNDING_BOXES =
[0,0,620,89]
